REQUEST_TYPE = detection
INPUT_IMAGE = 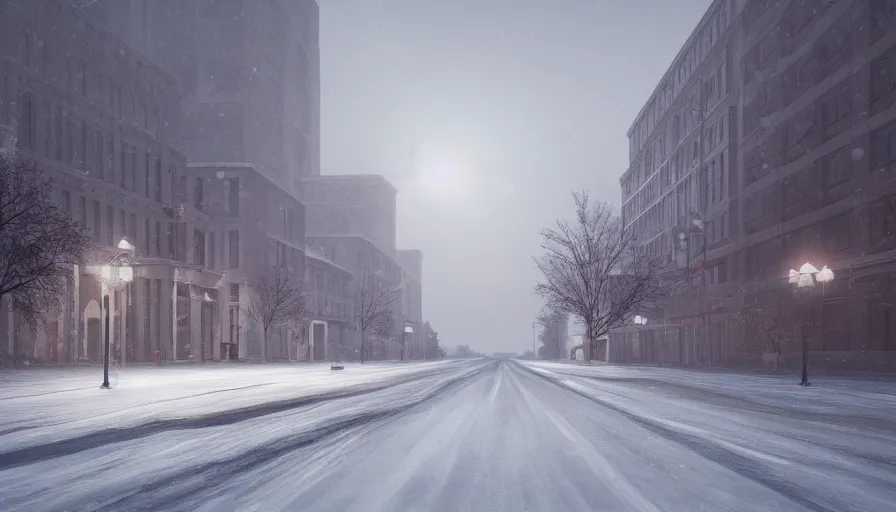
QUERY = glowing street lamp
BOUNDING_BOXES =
[100,239,136,389]
[633,315,648,325]
[788,262,834,387]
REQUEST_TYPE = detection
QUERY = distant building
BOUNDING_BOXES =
[0,0,226,364]
[619,0,896,372]
[304,247,354,361]
[304,174,398,257]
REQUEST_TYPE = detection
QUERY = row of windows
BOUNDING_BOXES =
[629,2,729,158]
[623,73,728,204]
[21,30,168,137]
[58,188,243,270]
[18,91,172,202]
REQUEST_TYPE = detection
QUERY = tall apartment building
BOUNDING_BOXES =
[0,0,227,364]
[619,0,896,372]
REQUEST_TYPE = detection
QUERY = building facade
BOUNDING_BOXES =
[304,247,353,361]
[84,0,322,196]
[0,0,227,365]
[304,174,398,257]
[187,162,307,361]
[619,0,896,372]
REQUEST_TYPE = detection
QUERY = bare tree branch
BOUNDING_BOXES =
[354,271,401,363]
[534,191,667,361]
[0,156,92,333]
[245,267,307,362]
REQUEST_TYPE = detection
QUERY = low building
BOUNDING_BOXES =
[187,162,307,361]
[0,0,226,365]
[304,247,353,361]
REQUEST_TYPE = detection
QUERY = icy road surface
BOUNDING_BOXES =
[1,359,895,511]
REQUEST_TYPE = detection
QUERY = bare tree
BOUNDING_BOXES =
[0,156,91,343]
[355,271,400,363]
[245,268,306,362]
[534,191,666,361]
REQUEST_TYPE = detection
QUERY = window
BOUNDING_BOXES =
[65,115,74,164]
[144,219,150,256]
[208,231,216,269]
[129,213,137,242]
[174,174,187,203]
[93,129,102,176]
[106,205,115,246]
[129,146,136,192]
[40,102,50,155]
[79,121,87,171]
[19,92,34,149]
[79,196,87,228]
[193,177,204,211]
[144,153,151,198]
[119,143,127,189]
[227,177,240,216]
[22,31,34,68]
[229,231,240,269]
[193,230,206,265]
[76,59,85,95]
[167,222,176,260]
[106,133,115,183]
[92,201,101,241]
[153,158,162,202]
[154,221,161,257]
[118,210,126,243]
[61,190,71,217]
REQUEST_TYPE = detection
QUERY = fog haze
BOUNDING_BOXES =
[319,0,712,353]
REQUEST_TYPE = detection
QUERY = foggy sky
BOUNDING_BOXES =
[319,0,712,353]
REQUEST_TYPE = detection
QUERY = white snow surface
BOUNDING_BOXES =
[1,358,894,511]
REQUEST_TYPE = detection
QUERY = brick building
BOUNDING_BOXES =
[618,0,896,372]
[0,0,227,364]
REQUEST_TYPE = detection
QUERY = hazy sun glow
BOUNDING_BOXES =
[417,161,468,200]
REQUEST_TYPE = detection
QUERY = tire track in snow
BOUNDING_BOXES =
[0,361,481,471]
[514,361,841,512]
[88,361,498,512]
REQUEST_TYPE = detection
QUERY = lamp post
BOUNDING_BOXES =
[401,325,413,362]
[788,263,834,387]
[100,239,136,389]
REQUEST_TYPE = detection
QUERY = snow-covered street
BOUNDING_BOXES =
[1,359,895,511]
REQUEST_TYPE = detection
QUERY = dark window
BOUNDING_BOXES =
[106,133,115,183]
[144,218,150,256]
[19,92,34,149]
[228,177,240,216]
[22,32,32,68]
[61,190,71,217]
[119,143,127,189]
[193,178,204,211]
[54,109,63,161]
[154,221,161,257]
[193,229,206,265]
[129,213,137,242]
[144,153,151,198]
[92,201,101,242]
[93,129,103,176]
[208,231,216,269]
[118,210,126,244]
[106,205,115,246]
[79,196,87,228]
[153,159,162,202]
[229,231,240,269]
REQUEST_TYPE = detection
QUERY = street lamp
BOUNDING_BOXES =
[401,325,414,362]
[788,262,834,387]
[633,315,648,325]
[100,239,136,389]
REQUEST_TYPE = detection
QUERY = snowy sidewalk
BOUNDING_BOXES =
[0,360,463,451]
[520,360,896,418]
